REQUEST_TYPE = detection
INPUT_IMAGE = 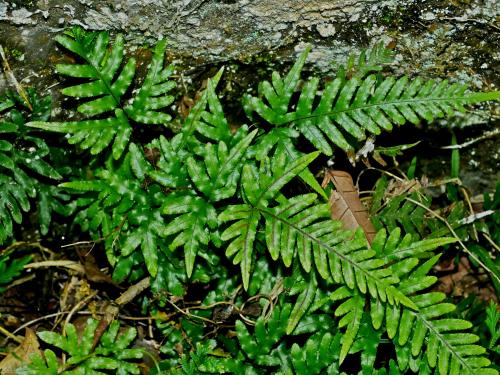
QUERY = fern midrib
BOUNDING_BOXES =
[283,94,474,126]
[83,51,122,111]
[409,307,474,372]
[257,205,406,303]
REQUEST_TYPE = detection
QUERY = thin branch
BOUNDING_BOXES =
[405,197,500,284]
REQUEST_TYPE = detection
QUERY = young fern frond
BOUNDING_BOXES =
[245,47,500,156]
[335,41,395,81]
[27,28,175,159]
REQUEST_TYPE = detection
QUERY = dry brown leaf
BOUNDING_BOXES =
[322,170,376,244]
[0,328,41,374]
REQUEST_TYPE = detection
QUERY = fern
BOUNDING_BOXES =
[0,252,31,293]
[17,318,143,374]
[0,91,69,244]
[244,46,500,156]
[8,28,500,374]
[62,150,166,278]
[27,27,175,159]
[221,160,419,310]
[331,228,495,374]
[335,41,395,81]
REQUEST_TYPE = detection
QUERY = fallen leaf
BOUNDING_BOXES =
[322,170,376,244]
[0,328,41,374]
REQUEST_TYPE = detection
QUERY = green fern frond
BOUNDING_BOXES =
[62,151,165,276]
[326,228,457,364]
[236,304,291,365]
[244,48,500,156]
[290,332,341,374]
[147,134,190,189]
[0,91,66,243]
[27,29,176,159]
[17,318,142,374]
[262,197,416,309]
[219,151,319,289]
[284,269,319,335]
[330,287,365,363]
[171,340,237,374]
[395,259,495,374]
[125,39,175,124]
[332,228,496,374]
[0,253,31,293]
[161,193,217,277]
[186,130,257,202]
[337,42,395,81]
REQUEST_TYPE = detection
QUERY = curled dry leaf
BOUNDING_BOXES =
[322,170,376,244]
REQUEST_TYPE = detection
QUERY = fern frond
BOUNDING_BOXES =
[186,130,256,202]
[62,152,165,276]
[330,287,365,363]
[27,29,176,159]
[125,39,175,124]
[362,228,494,374]
[17,318,142,374]
[244,48,500,155]
[28,109,132,159]
[148,134,190,188]
[285,270,318,334]
[219,151,319,289]
[161,193,217,277]
[262,196,416,308]
[290,332,341,374]
[0,91,66,243]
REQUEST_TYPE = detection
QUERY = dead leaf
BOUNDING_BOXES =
[77,250,121,288]
[0,328,41,374]
[386,178,422,197]
[322,170,376,244]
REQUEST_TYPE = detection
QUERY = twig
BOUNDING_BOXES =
[405,197,500,284]
[164,298,217,325]
[441,128,500,150]
[12,312,68,335]
[24,260,85,273]
[115,277,150,306]
[63,292,98,335]
[3,274,36,291]
[1,241,55,257]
